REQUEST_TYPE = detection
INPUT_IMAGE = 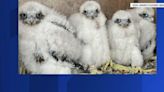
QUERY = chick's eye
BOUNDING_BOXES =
[115,19,121,23]
[139,13,149,18]
[83,10,87,14]
[36,12,44,19]
[96,9,99,13]
[20,13,27,20]
[143,13,149,17]
[127,19,131,23]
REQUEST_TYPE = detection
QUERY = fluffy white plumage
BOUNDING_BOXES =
[108,10,143,67]
[128,8,156,61]
[69,1,110,69]
[19,1,82,74]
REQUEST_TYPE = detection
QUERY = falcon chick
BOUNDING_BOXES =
[19,1,82,74]
[128,8,156,61]
[69,1,110,71]
[108,10,143,67]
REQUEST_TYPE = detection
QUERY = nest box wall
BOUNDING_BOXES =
[19,0,156,19]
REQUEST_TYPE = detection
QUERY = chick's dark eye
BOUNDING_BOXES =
[36,12,44,19]
[139,13,149,18]
[20,13,27,20]
[143,13,148,17]
[96,9,99,13]
[83,10,87,14]
[127,19,131,23]
[115,18,121,23]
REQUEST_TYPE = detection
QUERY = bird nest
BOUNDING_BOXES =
[89,56,156,74]
[91,61,156,75]
[19,56,156,75]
